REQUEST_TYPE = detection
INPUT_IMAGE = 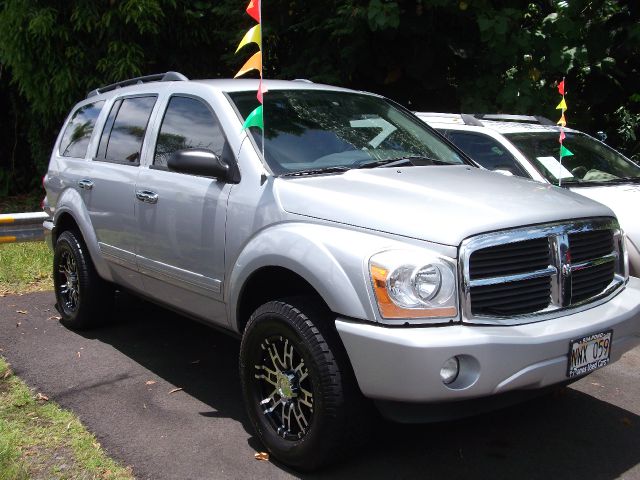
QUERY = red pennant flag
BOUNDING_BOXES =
[246,0,260,23]
[557,79,565,96]
[559,130,566,143]
[257,78,263,104]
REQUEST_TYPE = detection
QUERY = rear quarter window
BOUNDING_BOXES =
[59,101,105,158]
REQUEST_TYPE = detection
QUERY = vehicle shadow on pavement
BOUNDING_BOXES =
[78,292,251,428]
[81,294,640,480]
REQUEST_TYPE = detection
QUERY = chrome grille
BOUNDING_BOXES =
[572,261,616,303]
[460,218,625,325]
[470,276,551,316]
[469,237,550,279]
[569,230,614,263]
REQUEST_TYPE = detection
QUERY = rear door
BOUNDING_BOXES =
[134,94,234,325]
[85,95,158,291]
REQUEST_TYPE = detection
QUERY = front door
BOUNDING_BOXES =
[135,95,233,325]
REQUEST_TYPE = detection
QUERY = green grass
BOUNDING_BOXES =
[0,358,134,480]
[0,242,53,295]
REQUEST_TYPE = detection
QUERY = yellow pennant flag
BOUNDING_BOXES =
[235,24,262,53]
[557,113,566,127]
[556,97,567,111]
[234,51,262,78]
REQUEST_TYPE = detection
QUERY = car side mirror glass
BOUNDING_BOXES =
[167,149,231,180]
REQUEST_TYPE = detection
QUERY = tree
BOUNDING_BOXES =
[0,0,638,197]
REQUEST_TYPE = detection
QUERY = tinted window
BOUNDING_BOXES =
[59,101,105,158]
[97,96,156,165]
[443,130,530,178]
[154,96,227,167]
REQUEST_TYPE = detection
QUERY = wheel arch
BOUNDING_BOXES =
[227,226,375,334]
[52,189,112,281]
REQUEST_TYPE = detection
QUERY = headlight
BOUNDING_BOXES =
[369,250,458,320]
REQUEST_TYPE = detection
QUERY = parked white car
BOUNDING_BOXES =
[417,113,640,276]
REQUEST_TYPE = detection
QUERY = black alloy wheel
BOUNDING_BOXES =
[53,230,113,329]
[240,297,368,471]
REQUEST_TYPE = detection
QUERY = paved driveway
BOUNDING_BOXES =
[1,291,639,479]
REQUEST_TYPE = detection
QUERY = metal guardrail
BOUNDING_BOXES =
[0,212,49,244]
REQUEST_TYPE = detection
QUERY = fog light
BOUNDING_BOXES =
[440,356,460,385]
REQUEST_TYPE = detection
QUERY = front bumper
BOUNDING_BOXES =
[336,276,640,404]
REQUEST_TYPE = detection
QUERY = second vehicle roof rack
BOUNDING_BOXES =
[473,114,555,126]
[87,71,189,98]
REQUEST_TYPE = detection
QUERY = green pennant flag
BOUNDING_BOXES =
[560,145,574,158]
[242,105,263,131]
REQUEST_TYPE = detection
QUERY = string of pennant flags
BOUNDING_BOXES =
[556,78,573,186]
[235,0,265,131]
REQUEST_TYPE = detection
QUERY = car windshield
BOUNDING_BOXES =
[228,89,465,175]
[504,131,640,186]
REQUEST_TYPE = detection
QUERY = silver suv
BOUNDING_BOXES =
[43,72,640,470]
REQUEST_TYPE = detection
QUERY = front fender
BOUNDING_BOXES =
[225,222,395,330]
[54,188,112,282]
[226,222,443,332]
[627,236,640,278]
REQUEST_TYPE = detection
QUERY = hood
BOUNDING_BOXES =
[276,165,615,246]
[569,184,640,248]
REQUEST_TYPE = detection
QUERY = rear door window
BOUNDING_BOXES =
[96,96,157,165]
[442,130,531,178]
[153,96,229,168]
[59,101,105,158]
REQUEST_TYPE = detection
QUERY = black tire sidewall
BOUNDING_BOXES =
[53,232,85,323]
[53,230,110,329]
[240,302,344,470]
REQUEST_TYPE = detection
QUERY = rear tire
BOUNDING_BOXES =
[239,297,367,471]
[53,230,114,330]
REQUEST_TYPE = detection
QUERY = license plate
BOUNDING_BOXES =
[567,330,612,378]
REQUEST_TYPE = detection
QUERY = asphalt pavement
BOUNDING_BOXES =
[1,290,639,480]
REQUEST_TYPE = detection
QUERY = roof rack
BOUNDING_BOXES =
[473,114,555,126]
[87,71,188,98]
[414,112,484,127]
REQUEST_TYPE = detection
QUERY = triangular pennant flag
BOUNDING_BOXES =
[559,130,566,143]
[557,80,565,96]
[242,105,263,130]
[556,98,567,111]
[234,51,262,78]
[246,0,260,23]
[557,113,566,127]
[560,145,574,157]
[235,24,262,53]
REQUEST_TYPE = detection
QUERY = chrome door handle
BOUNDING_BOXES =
[78,179,94,190]
[135,190,159,204]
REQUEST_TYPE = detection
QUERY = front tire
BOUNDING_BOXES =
[240,297,366,471]
[53,230,113,330]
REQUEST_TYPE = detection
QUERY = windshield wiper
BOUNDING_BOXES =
[355,155,448,169]
[281,166,351,177]
[605,177,640,184]
[564,177,640,187]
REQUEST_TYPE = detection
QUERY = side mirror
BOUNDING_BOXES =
[167,149,230,180]
[493,169,515,177]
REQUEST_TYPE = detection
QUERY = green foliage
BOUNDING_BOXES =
[0,242,52,294]
[0,0,638,197]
